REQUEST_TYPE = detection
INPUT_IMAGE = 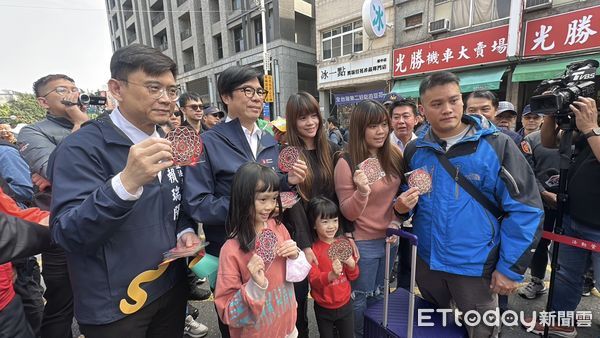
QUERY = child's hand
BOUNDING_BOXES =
[303,248,318,265]
[343,256,356,270]
[248,254,267,288]
[332,259,343,276]
[277,239,300,259]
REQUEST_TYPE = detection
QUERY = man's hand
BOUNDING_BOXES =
[287,159,307,186]
[120,138,174,194]
[394,187,420,214]
[62,91,89,129]
[490,270,518,295]
[176,232,201,251]
[32,173,51,192]
[541,191,557,209]
[39,215,50,227]
[571,97,599,134]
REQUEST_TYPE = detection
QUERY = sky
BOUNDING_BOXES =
[0,0,113,94]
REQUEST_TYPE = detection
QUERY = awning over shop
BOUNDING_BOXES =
[391,66,507,98]
[391,77,422,98]
[512,54,600,82]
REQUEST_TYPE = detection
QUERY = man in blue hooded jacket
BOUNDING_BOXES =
[396,71,543,337]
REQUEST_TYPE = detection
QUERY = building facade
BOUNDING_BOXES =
[392,0,600,120]
[315,0,395,127]
[105,0,318,118]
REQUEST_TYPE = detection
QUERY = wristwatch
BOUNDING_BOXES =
[584,127,600,139]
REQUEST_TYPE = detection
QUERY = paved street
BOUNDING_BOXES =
[187,271,600,338]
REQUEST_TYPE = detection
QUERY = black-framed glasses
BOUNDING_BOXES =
[117,79,181,102]
[184,104,204,111]
[235,86,268,99]
[42,86,80,97]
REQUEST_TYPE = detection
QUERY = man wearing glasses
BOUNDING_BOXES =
[183,65,308,338]
[179,92,205,134]
[47,44,201,337]
[18,74,89,338]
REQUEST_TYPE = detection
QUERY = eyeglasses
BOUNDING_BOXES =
[235,86,268,99]
[184,104,204,111]
[117,79,181,102]
[42,86,80,97]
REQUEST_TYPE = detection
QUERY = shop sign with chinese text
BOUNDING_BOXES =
[523,5,600,57]
[335,89,386,105]
[318,54,389,85]
[392,25,509,77]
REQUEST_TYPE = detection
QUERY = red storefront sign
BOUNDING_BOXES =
[392,25,509,78]
[524,5,600,57]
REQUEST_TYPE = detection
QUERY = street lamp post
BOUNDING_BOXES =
[254,0,274,118]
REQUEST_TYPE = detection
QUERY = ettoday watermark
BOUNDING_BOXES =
[417,309,593,331]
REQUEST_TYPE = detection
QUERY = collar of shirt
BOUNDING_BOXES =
[109,107,160,144]
[241,122,262,140]
[390,132,417,152]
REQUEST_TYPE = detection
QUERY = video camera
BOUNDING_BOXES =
[79,94,107,106]
[529,59,598,127]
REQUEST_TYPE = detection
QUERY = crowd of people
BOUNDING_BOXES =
[0,42,599,338]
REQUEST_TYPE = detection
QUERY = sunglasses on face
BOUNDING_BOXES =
[184,104,204,111]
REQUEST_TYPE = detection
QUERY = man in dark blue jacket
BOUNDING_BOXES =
[182,65,307,337]
[48,44,201,337]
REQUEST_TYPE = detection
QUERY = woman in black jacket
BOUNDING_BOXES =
[281,92,340,338]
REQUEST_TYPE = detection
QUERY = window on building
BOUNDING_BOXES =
[254,18,263,46]
[215,34,223,59]
[321,20,363,60]
[210,0,220,24]
[405,13,422,28]
[233,25,244,53]
[268,8,274,41]
[451,0,511,29]
[232,0,241,10]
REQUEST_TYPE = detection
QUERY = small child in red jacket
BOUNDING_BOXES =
[307,196,359,338]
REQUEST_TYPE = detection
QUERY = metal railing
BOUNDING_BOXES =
[177,0,186,6]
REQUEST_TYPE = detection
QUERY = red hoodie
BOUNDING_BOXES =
[0,189,48,311]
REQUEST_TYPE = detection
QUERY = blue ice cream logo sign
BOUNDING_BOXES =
[363,0,386,38]
[372,4,384,32]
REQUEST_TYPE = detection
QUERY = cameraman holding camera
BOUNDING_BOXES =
[17,74,89,338]
[533,96,600,336]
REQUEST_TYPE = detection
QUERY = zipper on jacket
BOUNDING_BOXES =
[454,166,459,199]
[500,166,520,195]
[483,208,496,246]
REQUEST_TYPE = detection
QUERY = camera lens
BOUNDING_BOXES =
[79,93,91,105]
